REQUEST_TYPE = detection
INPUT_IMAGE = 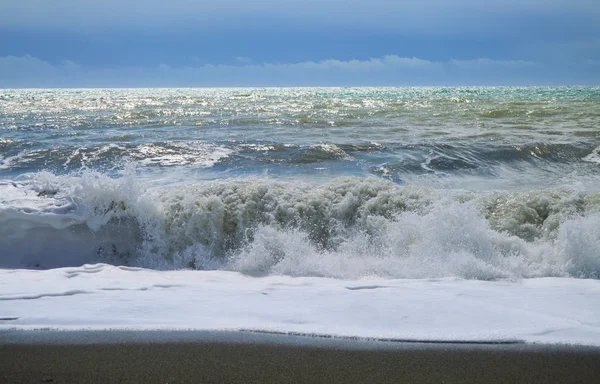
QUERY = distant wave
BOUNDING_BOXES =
[0,141,232,172]
[2,140,597,176]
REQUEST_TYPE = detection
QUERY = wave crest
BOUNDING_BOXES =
[1,173,599,279]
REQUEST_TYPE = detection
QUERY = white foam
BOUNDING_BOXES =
[229,205,600,280]
[583,146,600,164]
[0,264,599,345]
[0,150,33,170]
[1,173,600,279]
[134,142,231,168]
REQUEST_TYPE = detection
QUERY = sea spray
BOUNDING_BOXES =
[2,171,599,279]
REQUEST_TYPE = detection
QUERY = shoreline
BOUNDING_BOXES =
[2,330,600,383]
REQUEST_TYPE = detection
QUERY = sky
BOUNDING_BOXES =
[0,0,599,87]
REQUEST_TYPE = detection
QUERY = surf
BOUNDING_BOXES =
[1,171,599,280]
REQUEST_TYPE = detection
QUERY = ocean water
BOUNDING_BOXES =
[1,86,600,280]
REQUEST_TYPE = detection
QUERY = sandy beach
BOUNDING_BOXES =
[1,330,599,383]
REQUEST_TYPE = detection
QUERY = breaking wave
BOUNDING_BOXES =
[1,171,599,280]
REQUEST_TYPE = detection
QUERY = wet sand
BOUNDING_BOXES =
[1,330,599,383]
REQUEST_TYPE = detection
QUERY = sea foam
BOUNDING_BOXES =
[1,171,599,280]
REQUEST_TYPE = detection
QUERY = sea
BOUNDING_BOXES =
[1,86,600,280]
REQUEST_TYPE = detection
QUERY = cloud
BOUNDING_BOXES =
[2,2,598,79]
[0,54,596,88]
[257,56,437,71]
[449,58,538,69]
[0,55,86,87]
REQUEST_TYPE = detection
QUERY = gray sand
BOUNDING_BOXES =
[1,330,599,383]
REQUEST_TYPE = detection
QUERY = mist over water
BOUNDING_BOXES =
[1,87,599,279]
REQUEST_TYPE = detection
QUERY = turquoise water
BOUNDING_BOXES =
[1,87,599,278]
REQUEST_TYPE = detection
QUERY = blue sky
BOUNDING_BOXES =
[1,0,599,87]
